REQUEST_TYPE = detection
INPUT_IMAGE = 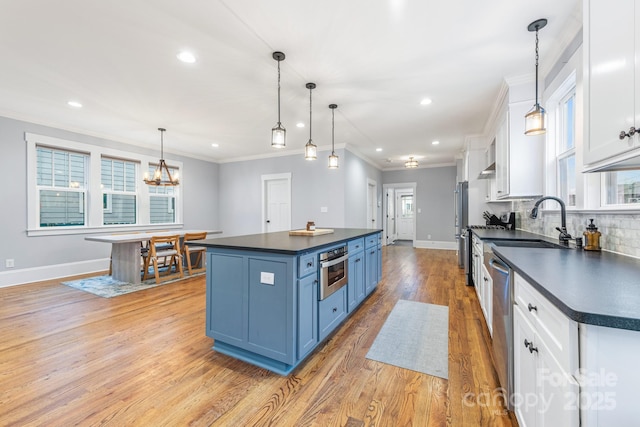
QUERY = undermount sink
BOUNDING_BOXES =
[492,240,570,249]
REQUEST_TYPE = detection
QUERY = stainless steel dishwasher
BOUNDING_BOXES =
[485,243,513,410]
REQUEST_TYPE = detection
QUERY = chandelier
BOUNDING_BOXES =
[144,128,179,186]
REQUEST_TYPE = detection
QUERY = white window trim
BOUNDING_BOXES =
[545,70,579,209]
[26,132,184,236]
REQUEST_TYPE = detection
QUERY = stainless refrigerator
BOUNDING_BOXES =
[454,181,468,268]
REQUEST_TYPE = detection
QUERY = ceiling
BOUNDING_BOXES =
[0,0,581,170]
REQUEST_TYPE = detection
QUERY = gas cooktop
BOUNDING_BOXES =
[468,225,506,230]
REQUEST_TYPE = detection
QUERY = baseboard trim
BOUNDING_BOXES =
[414,240,457,250]
[0,258,109,288]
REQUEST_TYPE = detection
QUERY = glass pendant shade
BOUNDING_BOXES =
[271,123,286,148]
[304,140,317,160]
[328,152,339,169]
[524,104,546,135]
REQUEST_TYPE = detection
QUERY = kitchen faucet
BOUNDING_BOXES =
[529,196,572,244]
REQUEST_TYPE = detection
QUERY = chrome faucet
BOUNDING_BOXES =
[530,196,572,244]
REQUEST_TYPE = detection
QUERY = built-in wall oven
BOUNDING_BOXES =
[319,245,348,300]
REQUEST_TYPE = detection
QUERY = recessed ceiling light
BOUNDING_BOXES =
[67,100,82,108]
[432,140,440,145]
[376,148,383,152]
[211,143,219,148]
[177,51,196,63]
[296,122,305,128]
[420,98,432,106]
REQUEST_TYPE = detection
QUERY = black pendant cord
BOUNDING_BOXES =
[309,86,312,141]
[331,107,335,154]
[535,27,540,106]
[277,60,282,125]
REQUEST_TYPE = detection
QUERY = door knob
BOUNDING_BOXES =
[266,220,271,223]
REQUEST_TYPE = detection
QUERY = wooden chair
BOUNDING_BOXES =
[142,235,184,284]
[182,232,207,275]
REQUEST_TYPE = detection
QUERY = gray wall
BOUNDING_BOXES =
[344,150,383,228]
[0,115,219,273]
[218,148,383,237]
[382,166,457,242]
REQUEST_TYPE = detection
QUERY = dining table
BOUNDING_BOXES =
[85,229,222,284]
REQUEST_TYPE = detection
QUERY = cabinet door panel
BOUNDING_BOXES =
[208,253,246,343]
[247,257,292,363]
[513,306,538,427]
[297,274,318,359]
[585,0,637,164]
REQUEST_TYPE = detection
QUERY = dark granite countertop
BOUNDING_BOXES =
[471,229,640,331]
[197,228,381,255]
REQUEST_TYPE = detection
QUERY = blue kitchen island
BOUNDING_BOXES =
[196,228,383,375]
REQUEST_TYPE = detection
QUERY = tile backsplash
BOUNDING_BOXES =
[512,201,640,259]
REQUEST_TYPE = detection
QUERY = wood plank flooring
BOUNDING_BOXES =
[0,246,517,426]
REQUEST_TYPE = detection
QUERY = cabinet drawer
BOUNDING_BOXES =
[365,234,378,249]
[348,238,364,254]
[298,252,317,278]
[514,273,578,373]
[319,286,347,341]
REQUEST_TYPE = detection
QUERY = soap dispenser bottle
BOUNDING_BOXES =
[583,219,601,251]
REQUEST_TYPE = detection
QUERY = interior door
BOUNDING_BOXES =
[367,181,377,229]
[386,188,396,245]
[263,176,291,232]
[396,191,414,240]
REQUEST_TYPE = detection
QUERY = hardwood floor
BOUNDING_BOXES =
[0,246,517,426]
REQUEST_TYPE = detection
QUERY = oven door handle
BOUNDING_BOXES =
[489,257,510,275]
[320,254,349,268]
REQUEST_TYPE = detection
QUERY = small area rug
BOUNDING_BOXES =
[366,299,449,379]
[62,272,203,298]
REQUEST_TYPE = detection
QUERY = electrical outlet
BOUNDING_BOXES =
[5,259,15,268]
[427,234,431,240]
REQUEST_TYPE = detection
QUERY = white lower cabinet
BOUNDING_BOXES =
[480,263,492,336]
[513,273,579,427]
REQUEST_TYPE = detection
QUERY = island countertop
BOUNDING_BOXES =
[196,228,382,255]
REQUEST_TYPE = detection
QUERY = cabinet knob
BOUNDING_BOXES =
[524,339,532,349]
[307,262,313,267]
[483,276,488,282]
[313,280,318,284]
[529,344,538,354]
[619,126,637,140]
[527,303,537,312]
[332,307,337,313]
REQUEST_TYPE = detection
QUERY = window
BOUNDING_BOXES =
[36,146,88,227]
[603,171,640,206]
[400,195,413,218]
[101,158,137,225]
[27,133,183,236]
[556,89,576,207]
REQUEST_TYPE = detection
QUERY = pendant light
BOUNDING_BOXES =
[304,82,317,160]
[328,104,339,169]
[524,18,548,136]
[271,51,286,148]
[143,128,179,186]
[405,157,418,168]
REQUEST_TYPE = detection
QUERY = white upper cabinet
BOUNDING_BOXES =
[494,81,544,199]
[583,0,640,171]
